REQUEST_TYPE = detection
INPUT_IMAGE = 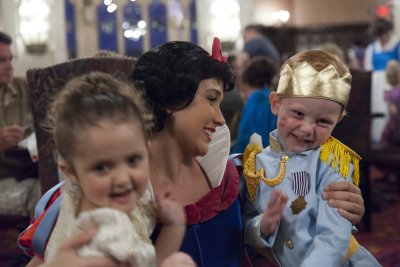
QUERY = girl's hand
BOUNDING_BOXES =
[260,189,288,238]
[322,181,365,225]
[160,252,196,267]
[155,192,186,226]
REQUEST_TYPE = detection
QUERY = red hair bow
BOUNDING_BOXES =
[209,37,227,63]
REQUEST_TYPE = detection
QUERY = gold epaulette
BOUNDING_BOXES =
[243,142,263,203]
[319,136,361,186]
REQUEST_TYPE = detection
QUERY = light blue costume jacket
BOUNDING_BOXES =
[244,130,381,267]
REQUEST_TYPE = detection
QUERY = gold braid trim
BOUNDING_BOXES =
[319,136,361,186]
[243,143,287,202]
[243,143,263,202]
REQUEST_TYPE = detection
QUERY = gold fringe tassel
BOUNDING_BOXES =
[319,136,361,186]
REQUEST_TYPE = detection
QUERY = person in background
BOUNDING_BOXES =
[364,17,400,143]
[381,59,400,145]
[220,54,244,141]
[243,50,381,266]
[0,31,40,219]
[240,24,281,67]
[347,40,366,70]
[223,24,281,145]
[21,72,189,267]
[320,42,346,63]
[232,56,278,153]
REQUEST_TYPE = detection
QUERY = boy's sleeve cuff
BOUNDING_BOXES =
[245,214,277,249]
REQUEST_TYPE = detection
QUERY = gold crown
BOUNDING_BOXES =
[277,61,352,107]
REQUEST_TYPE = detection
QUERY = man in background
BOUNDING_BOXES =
[0,31,40,219]
[240,24,281,67]
[222,24,281,147]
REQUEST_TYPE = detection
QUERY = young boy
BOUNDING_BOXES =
[243,50,381,266]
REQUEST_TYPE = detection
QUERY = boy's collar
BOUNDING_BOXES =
[269,130,282,153]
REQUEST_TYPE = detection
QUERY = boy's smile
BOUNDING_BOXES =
[270,92,344,153]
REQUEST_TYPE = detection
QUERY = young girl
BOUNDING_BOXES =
[22,72,187,266]
[381,59,400,145]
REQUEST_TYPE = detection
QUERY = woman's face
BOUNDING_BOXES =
[169,78,225,157]
[379,31,392,47]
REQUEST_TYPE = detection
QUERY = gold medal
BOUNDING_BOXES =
[290,196,307,214]
[290,171,309,215]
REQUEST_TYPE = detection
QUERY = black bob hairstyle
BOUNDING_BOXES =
[127,41,234,132]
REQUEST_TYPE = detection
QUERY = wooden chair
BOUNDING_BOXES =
[332,69,400,232]
[27,56,137,194]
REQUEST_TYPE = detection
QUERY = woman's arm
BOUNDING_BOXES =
[322,181,364,225]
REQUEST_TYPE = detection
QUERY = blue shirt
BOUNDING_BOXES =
[232,88,277,153]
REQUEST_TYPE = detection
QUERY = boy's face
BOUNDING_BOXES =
[59,120,150,215]
[270,92,344,153]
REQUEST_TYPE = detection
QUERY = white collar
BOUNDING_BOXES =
[196,124,230,188]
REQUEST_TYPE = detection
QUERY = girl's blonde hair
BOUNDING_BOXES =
[386,60,400,87]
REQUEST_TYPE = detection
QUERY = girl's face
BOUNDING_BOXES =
[169,78,225,157]
[270,92,344,153]
[60,120,150,215]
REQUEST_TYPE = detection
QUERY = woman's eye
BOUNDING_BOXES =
[207,96,218,104]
